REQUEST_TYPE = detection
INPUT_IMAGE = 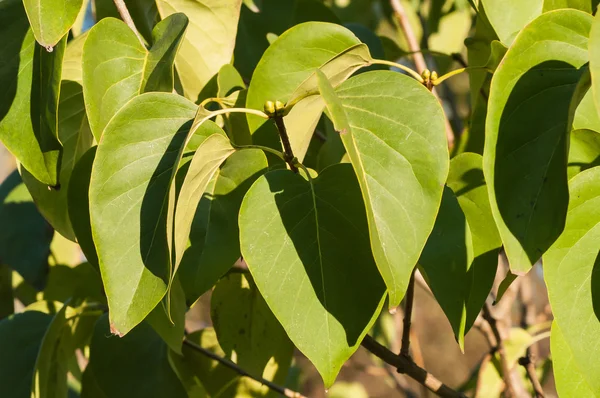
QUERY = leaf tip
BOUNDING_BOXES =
[109,323,124,337]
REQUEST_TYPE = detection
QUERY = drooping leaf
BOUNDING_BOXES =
[89,93,196,335]
[545,166,600,394]
[22,0,83,48]
[0,0,66,186]
[178,149,268,302]
[247,22,363,163]
[239,164,386,386]
[0,311,52,397]
[318,70,448,308]
[84,314,186,398]
[0,170,53,290]
[68,147,99,269]
[22,33,94,241]
[82,14,188,140]
[156,0,242,102]
[551,321,597,397]
[210,273,294,396]
[483,10,592,274]
[568,129,600,179]
[94,0,159,44]
[146,276,186,355]
[480,0,542,45]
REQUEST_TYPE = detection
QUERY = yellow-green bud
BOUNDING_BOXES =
[421,69,431,82]
[431,71,438,82]
[264,100,276,116]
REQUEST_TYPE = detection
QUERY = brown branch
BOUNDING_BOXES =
[401,269,416,357]
[518,355,545,398]
[273,116,298,173]
[389,0,455,148]
[183,339,306,398]
[362,335,466,398]
[113,0,145,46]
[482,303,516,398]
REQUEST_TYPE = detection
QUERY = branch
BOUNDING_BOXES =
[389,0,455,148]
[113,0,145,46]
[518,355,545,398]
[361,335,466,398]
[183,339,306,398]
[481,303,516,398]
[401,269,416,356]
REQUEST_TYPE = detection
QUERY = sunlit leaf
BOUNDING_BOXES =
[22,0,82,48]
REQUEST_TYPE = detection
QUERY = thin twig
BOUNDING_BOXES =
[401,269,416,357]
[112,0,145,46]
[518,355,545,398]
[482,303,516,398]
[389,0,455,148]
[273,116,298,173]
[183,339,306,398]
[362,335,466,398]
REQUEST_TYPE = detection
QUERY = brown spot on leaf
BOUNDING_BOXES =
[110,323,124,337]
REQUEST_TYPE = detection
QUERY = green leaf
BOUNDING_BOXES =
[84,314,186,398]
[544,0,597,12]
[247,22,363,163]
[42,263,104,303]
[68,147,99,269]
[573,89,600,132]
[568,129,600,179]
[22,47,94,241]
[89,93,196,335]
[239,164,386,386]
[0,0,66,186]
[0,265,13,320]
[172,134,235,275]
[551,321,597,397]
[483,10,592,274]
[210,273,294,396]
[544,166,600,394]
[589,8,600,125]
[0,170,53,290]
[156,0,243,102]
[22,0,83,48]
[146,277,186,355]
[318,70,448,308]
[480,0,543,45]
[179,149,268,302]
[94,0,159,45]
[0,311,52,397]
[82,14,188,140]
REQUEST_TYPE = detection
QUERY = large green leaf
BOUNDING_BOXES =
[318,70,448,308]
[172,134,235,276]
[22,34,94,241]
[247,22,363,163]
[545,166,600,395]
[156,0,242,102]
[89,93,196,335]
[179,149,268,302]
[480,0,542,45]
[568,129,600,179]
[0,311,52,397]
[94,0,159,45]
[573,89,600,132]
[239,164,386,386]
[84,314,186,398]
[589,9,600,124]
[483,10,592,274]
[544,0,598,12]
[210,273,294,396]
[0,170,53,290]
[420,153,500,350]
[82,14,188,140]
[146,277,186,354]
[0,0,65,186]
[22,0,82,48]
[551,321,597,397]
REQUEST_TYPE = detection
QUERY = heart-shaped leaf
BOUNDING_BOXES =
[156,0,243,102]
[318,70,448,308]
[0,0,65,186]
[83,14,188,140]
[178,149,268,302]
[239,164,386,386]
[483,9,592,274]
[89,93,196,335]
[247,22,363,163]
[545,166,600,395]
[22,0,83,48]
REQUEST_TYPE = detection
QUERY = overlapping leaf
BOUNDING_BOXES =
[568,129,600,179]
[545,166,600,395]
[483,10,592,274]
[480,0,542,45]
[82,14,188,140]
[318,70,448,308]
[0,0,65,186]
[239,164,386,386]
[22,0,82,48]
